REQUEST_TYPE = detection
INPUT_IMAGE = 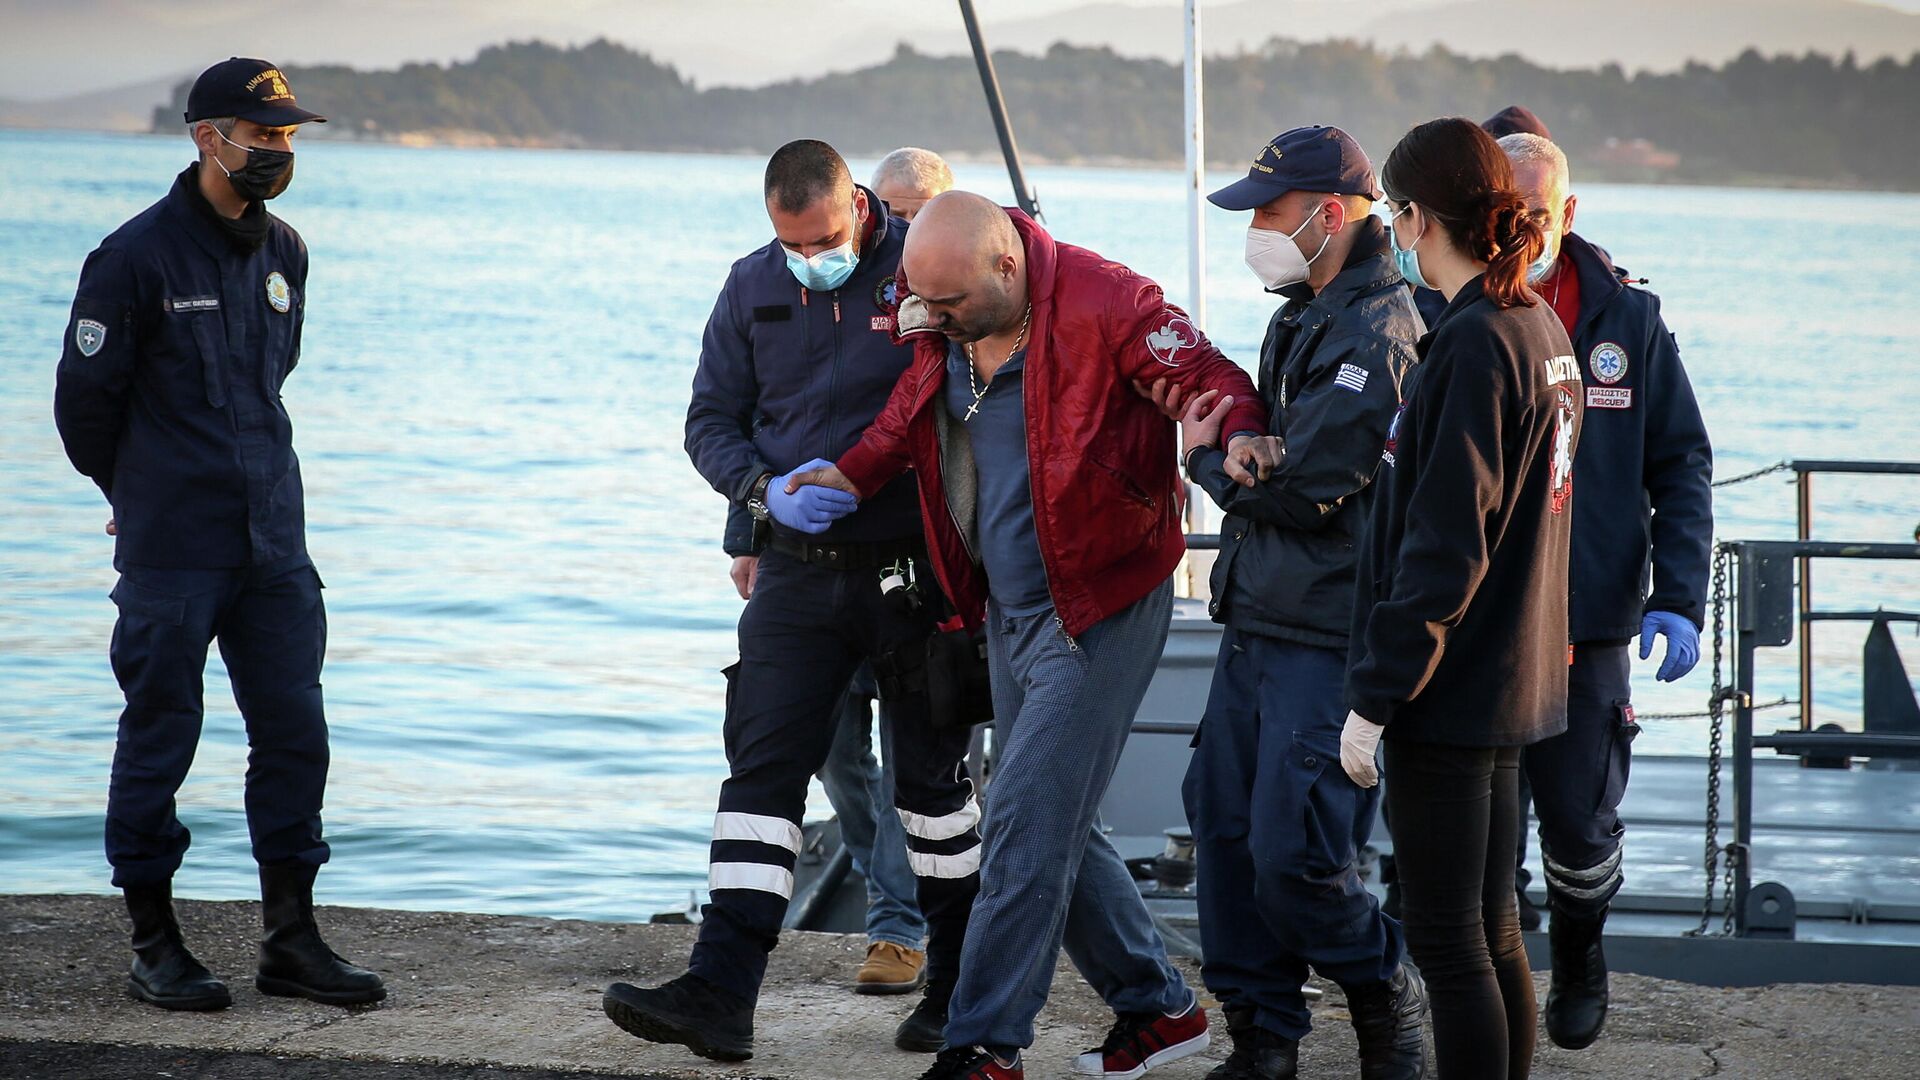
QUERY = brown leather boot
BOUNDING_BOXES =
[855,940,928,995]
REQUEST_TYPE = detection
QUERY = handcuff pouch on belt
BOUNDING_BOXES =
[870,556,994,729]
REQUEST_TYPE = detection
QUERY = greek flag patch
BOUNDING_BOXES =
[1333,363,1369,394]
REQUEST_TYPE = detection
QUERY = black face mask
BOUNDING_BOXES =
[214,130,295,202]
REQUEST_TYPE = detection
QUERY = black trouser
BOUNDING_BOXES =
[104,557,330,888]
[688,547,979,1005]
[1383,740,1535,1080]
[1522,643,1637,915]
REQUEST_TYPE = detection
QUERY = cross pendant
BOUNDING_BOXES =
[963,399,983,422]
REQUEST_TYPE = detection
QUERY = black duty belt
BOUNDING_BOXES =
[769,534,923,572]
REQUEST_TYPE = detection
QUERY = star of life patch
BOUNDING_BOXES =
[74,318,107,357]
[1589,341,1629,385]
[1333,363,1369,393]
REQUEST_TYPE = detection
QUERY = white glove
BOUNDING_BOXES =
[1339,710,1385,788]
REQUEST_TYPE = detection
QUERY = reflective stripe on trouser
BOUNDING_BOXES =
[688,549,978,1004]
[1524,642,1637,916]
[944,581,1190,1054]
[105,558,331,888]
[1182,629,1404,1041]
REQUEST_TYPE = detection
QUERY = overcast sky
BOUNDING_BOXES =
[6,0,1920,102]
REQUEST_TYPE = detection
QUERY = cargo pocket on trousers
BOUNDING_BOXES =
[109,578,187,627]
[719,661,742,759]
[1182,721,1251,843]
[1289,734,1352,877]
[1600,699,1640,812]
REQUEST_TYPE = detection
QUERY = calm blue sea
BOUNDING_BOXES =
[1,129,1916,920]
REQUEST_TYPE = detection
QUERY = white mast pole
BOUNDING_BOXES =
[1181,0,1210,596]
[1183,0,1206,329]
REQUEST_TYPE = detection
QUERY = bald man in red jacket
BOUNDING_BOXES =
[795,191,1266,1080]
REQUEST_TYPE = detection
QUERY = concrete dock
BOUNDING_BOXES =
[4,894,1919,1079]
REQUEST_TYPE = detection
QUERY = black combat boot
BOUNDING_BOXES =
[1344,964,1428,1079]
[1545,903,1610,1049]
[603,971,754,1061]
[124,883,231,1011]
[255,862,386,1005]
[896,982,951,1052]
[1206,1005,1298,1080]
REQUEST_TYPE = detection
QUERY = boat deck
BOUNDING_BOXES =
[1102,604,1920,985]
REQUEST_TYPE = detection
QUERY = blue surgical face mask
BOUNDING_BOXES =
[784,239,858,292]
[1388,204,1431,291]
[1527,233,1561,284]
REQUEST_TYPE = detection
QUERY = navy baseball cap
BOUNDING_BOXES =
[184,58,326,126]
[1208,125,1381,211]
[1483,105,1550,139]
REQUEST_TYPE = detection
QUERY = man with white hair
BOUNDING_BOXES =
[871,147,956,221]
[1496,130,1713,1052]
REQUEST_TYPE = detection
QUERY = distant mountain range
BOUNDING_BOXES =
[4,0,1920,124]
[976,0,1920,74]
[0,75,186,132]
[113,36,1920,192]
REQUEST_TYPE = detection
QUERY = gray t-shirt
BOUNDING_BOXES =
[944,341,1052,616]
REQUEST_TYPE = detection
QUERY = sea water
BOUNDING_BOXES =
[1,129,1916,919]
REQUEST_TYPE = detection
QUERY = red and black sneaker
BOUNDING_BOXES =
[917,1045,1023,1080]
[1072,1001,1210,1078]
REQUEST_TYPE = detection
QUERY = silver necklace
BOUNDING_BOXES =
[962,305,1032,422]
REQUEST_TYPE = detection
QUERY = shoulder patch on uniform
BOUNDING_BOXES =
[874,275,900,312]
[1588,341,1628,384]
[1333,363,1369,393]
[74,318,107,357]
[265,271,291,314]
[1550,385,1577,514]
[1145,313,1201,367]
[1382,401,1406,467]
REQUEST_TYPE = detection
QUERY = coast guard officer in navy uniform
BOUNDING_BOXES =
[602,139,980,1063]
[54,58,383,1012]
[1174,126,1429,1079]
[1495,131,1713,1051]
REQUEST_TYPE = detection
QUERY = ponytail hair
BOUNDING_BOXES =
[1380,117,1546,309]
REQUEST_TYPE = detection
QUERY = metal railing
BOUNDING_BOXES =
[1717,530,1920,935]
[1788,460,1920,730]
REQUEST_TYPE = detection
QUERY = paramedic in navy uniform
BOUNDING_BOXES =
[603,140,981,1064]
[1496,131,1712,1052]
[53,58,384,1012]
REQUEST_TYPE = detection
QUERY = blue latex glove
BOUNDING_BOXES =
[1640,610,1700,682]
[768,458,858,535]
